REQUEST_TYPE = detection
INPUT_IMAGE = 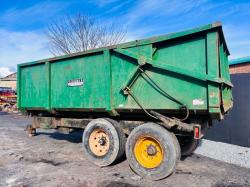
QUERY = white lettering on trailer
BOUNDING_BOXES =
[67,79,84,87]
[193,99,204,105]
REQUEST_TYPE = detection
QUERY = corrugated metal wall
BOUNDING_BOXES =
[205,73,250,148]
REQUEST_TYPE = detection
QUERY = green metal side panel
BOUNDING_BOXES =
[111,50,138,109]
[20,64,49,108]
[111,36,208,110]
[206,31,221,117]
[50,53,109,109]
[151,36,207,110]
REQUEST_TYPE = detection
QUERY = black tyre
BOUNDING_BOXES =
[2,104,11,112]
[82,118,126,167]
[125,123,180,180]
[178,136,200,156]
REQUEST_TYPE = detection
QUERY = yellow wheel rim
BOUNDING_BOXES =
[134,136,164,169]
[89,129,110,156]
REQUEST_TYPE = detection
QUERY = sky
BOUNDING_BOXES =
[0,0,250,77]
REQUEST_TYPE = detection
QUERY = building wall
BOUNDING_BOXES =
[229,63,250,74]
[0,81,16,90]
[0,72,17,90]
[205,73,250,148]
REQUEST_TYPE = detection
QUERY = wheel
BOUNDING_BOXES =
[126,123,180,180]
[178,135,200,156]
[82,118,126,167]
[2,104,11,112]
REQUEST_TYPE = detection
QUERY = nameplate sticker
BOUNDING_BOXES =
[192,99,204,105]
[67,79,84,87]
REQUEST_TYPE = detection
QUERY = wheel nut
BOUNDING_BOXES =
[147,145,157,156]
[99,138,106,146]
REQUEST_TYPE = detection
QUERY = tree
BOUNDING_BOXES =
[46,13,126,56]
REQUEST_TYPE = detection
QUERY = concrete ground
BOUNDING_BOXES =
[0,112,250,187]
[195,139,250,168]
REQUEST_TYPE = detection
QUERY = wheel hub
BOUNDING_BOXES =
[89,129,110,156]
[134,136,164,169]
[98,136,107,146]
[147,145,157,156]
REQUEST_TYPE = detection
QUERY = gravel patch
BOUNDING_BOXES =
[195,139,250,168]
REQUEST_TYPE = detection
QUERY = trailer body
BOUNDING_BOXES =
[18,22,232,120]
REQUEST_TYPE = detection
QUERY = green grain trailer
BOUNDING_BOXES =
[18,22,233,180]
